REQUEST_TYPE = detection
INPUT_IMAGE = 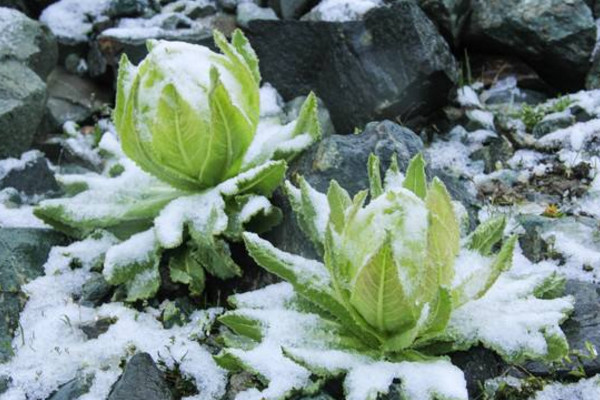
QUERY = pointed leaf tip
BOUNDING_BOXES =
[403,153,427,199]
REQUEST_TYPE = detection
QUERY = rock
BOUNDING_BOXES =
[0,150,61,197]
[266,120,423,259]
[524,280,600,377]
[44,67,112,129]
[0,60,47,158]
[517,215,553,263]
[107,0,152,18]
[0,0,58,18]
[0,228,67,362]
[449,347,509,397]
[48,375,93,400]
[267,0,318,19]
[79,317,116,339]
[108,353,173,400]
[244,1,457,133]
[0,7,58,79]
[79,274,112,307]
[464,0,596,92]
[236,3,278,28]
[162,0,217,19]
[416,0,470,47]
[532,111,576,138]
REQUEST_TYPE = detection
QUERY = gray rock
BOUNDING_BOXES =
[524,280,600,377]
[79,274,112,307]
[416,0,470,47]
[464,0,596,92]
[107,0,152,18]
[267,0,318,19]
[108,353,173,400]
[0,151,61,197]
[237,3,278,28]
[532,112,576,138]
[0,228,67,362]
[0,61,47,158]
[517,215,553,263]
[0,7,58,79]
[266,120,424,259]
[44,67,112,129]
[79,317,115,340]
[48,375,93,400]
[244,1,457,133]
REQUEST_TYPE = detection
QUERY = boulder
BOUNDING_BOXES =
[0,61,47,158]
[0,228,67,362]
[267,0,318,19]
[464,0,596,92]
[416,0,470,47]
[0,7,58,79]
[108,353,173,400]
[244,1,457,133]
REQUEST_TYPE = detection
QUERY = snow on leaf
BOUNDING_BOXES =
[447,263,574,363]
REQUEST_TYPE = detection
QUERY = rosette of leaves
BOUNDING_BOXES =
[216,154,574,400]
[34,30,321,301]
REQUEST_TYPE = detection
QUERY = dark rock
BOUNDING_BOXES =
[0,151,61,197]
[416,0,470,47]
[0,60,47,158]
[289,120,423,195]
[0,228,67,362]
[80,274,112,307]
[524,280,600,377]
[0,0,58,18]
[532,112,576,138]
[0,7,58,79]
[517,215,553,263]
[44,67,112,130]
[48,375,93,400]
[464,0,596,92]
[449,347,509,397]
[244,1,457,133]
[267,120,423,259]
[0,375,9,394]
[79,317,116,340]
[108,353,173,400]
[107,0,151,18]
[268,0,318,19]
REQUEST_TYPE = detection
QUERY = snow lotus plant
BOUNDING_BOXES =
[215,154,574,400]
[34,30,321,301]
